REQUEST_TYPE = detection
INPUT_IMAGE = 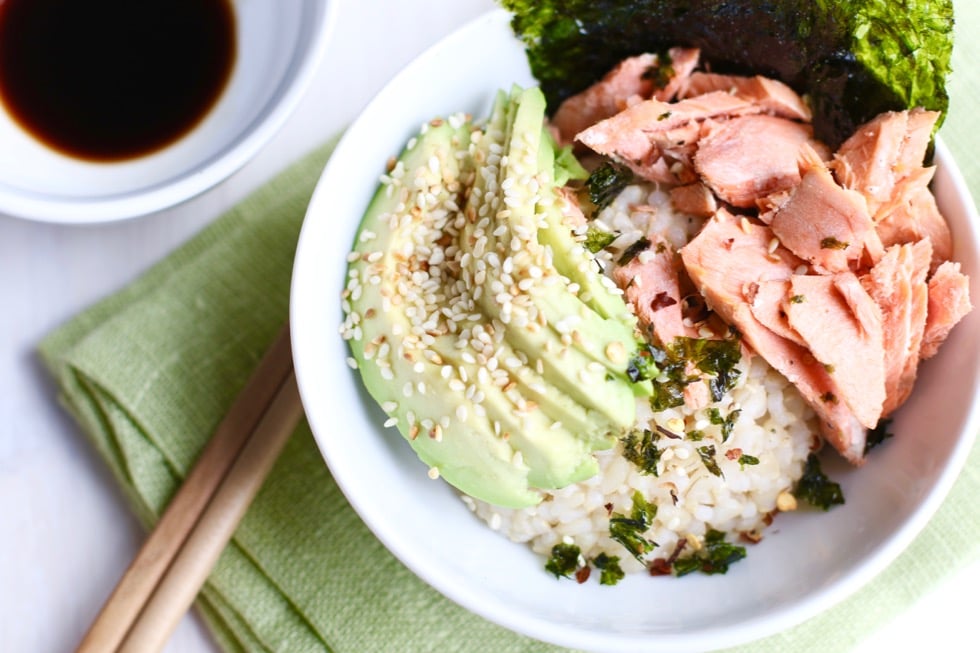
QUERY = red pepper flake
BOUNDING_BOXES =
[650,292,677,311]
[604,502,614,515]
[763,512,775,526]
[739,530,763,544]
[648,558,672,576]
[575,565,591,584]
[725,448,743,461]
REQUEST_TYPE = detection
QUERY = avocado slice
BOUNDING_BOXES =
[343,90,646,507]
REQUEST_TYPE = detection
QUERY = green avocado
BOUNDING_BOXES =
[341,89,645,508]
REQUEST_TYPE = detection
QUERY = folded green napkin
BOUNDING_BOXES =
[40,7,980,652]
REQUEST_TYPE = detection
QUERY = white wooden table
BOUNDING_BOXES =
[1,1,975,650]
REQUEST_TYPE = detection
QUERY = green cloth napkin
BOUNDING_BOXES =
[40,6,980,652]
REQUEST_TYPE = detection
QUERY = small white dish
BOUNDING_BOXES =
[0,0,337,224]
[290,9,980,652]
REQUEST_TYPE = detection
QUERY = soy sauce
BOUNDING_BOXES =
[0,0,236,162]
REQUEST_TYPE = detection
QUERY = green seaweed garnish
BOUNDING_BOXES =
[545,542,583,579]
[697,445,724,478]
[707,407,741,442]
[864,418,894,454]
[609,491,658,561]
[793,453,845,510]
[672,530,747,576]
[622,428,663,476]
[586,161,634,211]
[584,226,617,253]
[593,552,625,585]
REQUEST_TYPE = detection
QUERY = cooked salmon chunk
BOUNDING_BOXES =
[694,115,828,208]
[768,159,875,273]
[612,236,696,345]
[552,48,700,145]
[678,72,811,122]
[783,273,886,430]
[921,261,973,359]
[861,241,932,416]
[577,91,761,183]
[874,166,953,272]
[832,108,940,215]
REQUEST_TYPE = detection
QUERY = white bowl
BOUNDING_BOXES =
[290,9,980,652]
[0,0,337,224]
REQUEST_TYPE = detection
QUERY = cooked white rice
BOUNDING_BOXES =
[462,183,818,573]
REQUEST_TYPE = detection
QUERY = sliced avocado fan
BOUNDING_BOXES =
[341,88,647,507]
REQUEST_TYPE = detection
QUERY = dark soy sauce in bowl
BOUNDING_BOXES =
[0,0,236,162]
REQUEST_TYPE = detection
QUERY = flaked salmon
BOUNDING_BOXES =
[577,91,761,184]
[694,115,828,208]
[922,261,973,359]
[783,273,886,429]
[678,72,811,122]
[861,241,932,416]
[669,182,717,218]
[768,156,875,273]
[612,236,696,346]
[552,48,700,146]
[874,166,952,271]
[832,108,940,215]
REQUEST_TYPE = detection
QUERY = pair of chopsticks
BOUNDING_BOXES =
[77,324,304,653]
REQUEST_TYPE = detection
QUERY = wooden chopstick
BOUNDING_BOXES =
[77,324,302,653]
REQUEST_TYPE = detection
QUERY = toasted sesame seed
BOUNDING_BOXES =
[776,491,798,511]
[427,466,440,479]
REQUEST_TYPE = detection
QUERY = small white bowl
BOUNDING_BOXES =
[0,0,336,224]
[291,9,980,652]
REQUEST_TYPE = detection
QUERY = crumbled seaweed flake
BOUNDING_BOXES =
[626,346,659,383]
[793,454,845,510]
[707,407,741,442]
[622,429,662,476]
[593,552,625,586]
[544,542,583,579]
[864,418,894,454]
[697,445,724,477]
[584,226,617,253]
[618,237,651,266]
[609,491,658,561]
[673,530,747,576]
[820,237,849,250]
[586,161,634,211]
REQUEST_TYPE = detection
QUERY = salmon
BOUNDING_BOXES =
[768,158,875,273]
[680,210,870,462]
[874,166,953,272]
[576,91,761,184]
[678,72,811,122]
[612,236,697,345]
[552,48,700,145]
[693,115,828,208]
[921,261,973,359]
[861,241,932,416]
[669,182,717,218]
[832,108,940,215]
[746,279,807,347]
[783,274,886,429]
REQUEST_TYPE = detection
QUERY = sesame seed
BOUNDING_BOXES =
[345,357,358,369]
[427,466,440,479]
[383,417,398,428]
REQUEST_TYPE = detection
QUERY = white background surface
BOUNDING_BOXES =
[0,1,976,651]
